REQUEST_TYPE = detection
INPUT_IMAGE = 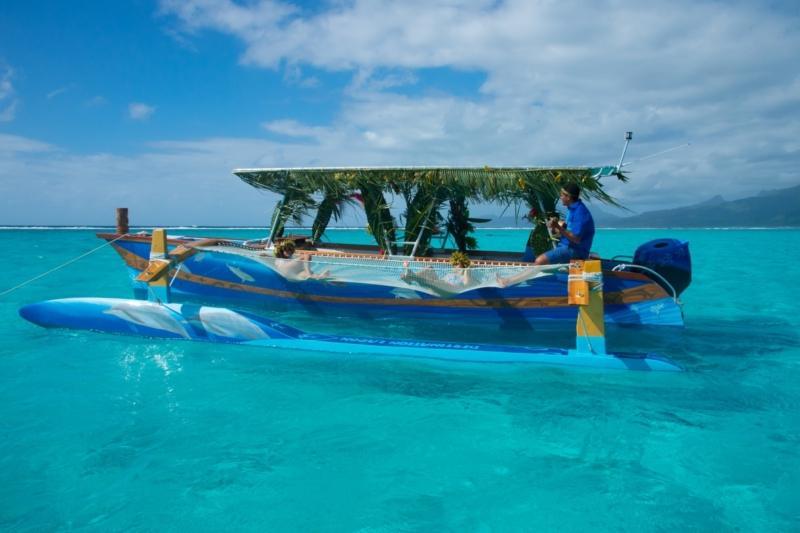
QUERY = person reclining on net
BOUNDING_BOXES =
[534,182,595,266]
[273,240,331,281]
[400,254,474,298]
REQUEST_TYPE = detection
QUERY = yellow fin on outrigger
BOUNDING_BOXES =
[135,228,172,303]
[569,259,607,355]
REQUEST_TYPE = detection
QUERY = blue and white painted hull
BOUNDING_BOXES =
[99,234,686,328]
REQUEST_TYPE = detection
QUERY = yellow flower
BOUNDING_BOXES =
[450,251,471,268]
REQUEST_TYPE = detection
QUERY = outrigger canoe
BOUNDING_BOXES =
[20,230,682,371]
[19,135,689,371]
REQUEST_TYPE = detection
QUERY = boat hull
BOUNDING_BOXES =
[100,234,685,328]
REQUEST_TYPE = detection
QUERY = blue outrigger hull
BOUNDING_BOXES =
[20,298,682,372]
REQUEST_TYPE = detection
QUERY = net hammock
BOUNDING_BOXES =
[204,246,565,298]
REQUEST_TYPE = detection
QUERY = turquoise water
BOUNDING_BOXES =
[1,229,798,531]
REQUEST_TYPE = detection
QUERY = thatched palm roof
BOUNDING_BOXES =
[233,166,627,255]
[234,165,625,205]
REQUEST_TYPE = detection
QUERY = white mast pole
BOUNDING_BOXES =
[617,131,633,169]
[265,200,283,249]
[410,202,436,257]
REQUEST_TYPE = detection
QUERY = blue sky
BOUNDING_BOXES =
[1,0,798,225]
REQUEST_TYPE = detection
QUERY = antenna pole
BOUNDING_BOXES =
[617,131,633,169]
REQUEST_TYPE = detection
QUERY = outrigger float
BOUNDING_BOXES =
[20,229,682,371]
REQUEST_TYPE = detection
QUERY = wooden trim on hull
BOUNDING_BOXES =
[111,242,670,309]
[102,233,677,274]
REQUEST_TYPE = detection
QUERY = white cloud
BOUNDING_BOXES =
[0,100,18,122]
[159,0,296,39]
[0,134,277,225]
[0,65,19,122]
[0,68,13,99]
[2,2,798,225]
[158,0,800,208]
[263,119,330,140]
[348,68,418,92]
[0,133,56,154]
[129,102,156,120]
[85,95,108,107]
[283,64,319,88]
[46,85,74,100]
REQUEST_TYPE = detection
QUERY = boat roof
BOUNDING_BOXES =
[234,165,618,172]
[233,165,625,203]
[234,165,620,179]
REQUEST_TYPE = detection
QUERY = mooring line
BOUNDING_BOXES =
[0,234,128,298]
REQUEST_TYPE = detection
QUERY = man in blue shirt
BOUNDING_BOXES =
[534,182,595,265]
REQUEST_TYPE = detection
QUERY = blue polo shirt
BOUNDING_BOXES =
[558,200,595,258]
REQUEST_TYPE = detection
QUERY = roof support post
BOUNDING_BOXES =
[266,199,283,249]
[409,201,436,257]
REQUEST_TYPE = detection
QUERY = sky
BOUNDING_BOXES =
[0,0,798,225]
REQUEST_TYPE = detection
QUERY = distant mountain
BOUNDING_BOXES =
[605,184,800,228]
[473,184,800,228]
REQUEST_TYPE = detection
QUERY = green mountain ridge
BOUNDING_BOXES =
[477,184,800,228]
[597,184,800,228]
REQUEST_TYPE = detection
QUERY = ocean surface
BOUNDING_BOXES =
[1,228,798,531]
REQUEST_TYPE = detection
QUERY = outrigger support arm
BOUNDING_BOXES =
[134,230,218,304]
[135,229,172,303]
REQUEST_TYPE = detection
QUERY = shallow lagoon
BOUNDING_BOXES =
[1,228,798,531]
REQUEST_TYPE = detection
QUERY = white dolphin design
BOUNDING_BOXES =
[103,301,191,338]
[390,288,423,299]
[228,265,255,283]
[197,308,270,340]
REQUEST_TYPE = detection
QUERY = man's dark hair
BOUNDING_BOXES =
[563,182,580,200]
